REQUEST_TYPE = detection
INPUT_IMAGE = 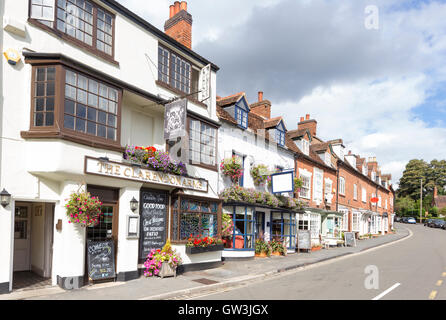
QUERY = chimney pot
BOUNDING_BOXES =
[258,91,263,102]
[180,1,187,11]
[348,150,352,155]
[169,5,175,18]
[434,186,438,198]
[300,117,305,122]
[306,114,310,120]
[174,1,180,15]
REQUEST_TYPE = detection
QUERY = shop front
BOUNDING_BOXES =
[297,209,322,247]
[320,211,345,246]
[222,203,297,258]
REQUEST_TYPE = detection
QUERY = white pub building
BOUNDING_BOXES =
[0,0,224,294]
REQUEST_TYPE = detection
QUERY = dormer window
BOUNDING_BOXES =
[276,129,285,147]
[324,152,331,166]
[371,171,376,181]
[235,106,248,129]
[302,139,310,156]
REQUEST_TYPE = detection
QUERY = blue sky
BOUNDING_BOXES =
[118,0,446,187]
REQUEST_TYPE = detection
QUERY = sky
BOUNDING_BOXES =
[117,0,446,188]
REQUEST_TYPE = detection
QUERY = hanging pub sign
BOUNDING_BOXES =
[86,239,116,281]
[271,171,294,194]
[139,189,168,260]
[84,157,208,193]
[164,98,187,140]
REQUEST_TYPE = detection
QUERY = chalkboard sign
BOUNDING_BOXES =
[344,232,356,247]
[139,189,168,260]
[297,230,311,251]
[87,239,116,281]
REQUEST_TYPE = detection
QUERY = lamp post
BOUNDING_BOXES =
[420,179,423,223]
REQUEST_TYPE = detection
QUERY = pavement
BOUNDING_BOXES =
[1,226,409,300]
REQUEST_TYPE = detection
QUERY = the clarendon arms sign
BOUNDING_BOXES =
[84,157,208,193]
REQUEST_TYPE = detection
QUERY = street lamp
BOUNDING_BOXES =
[130,197,139,212]
[0,189,11,208]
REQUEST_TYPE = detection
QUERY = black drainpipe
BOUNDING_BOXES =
[336,160,340,212]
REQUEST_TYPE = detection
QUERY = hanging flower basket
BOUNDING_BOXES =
[250,164,269,186]
[65,191,102,227]
[220,156,243,183]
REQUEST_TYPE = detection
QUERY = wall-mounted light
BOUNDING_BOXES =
[130,197,139,212]
[0,189,11,207]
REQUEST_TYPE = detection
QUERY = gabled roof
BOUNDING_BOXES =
[264,117,286,130]
[310,142,330,154]
[287,129,310,140]
[217,92,245,107]
[216,105,237,125]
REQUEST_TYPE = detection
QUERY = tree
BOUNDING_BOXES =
[441,207,446,217]
[430,206,439,217]
[398,159,428,200]
[425,159,446,195]
[395,196,417,216]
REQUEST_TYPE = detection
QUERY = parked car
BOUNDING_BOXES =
[427,219,440,228]
[407,217,416,224]
[424,219,434,226]
[395,216,402,223]
[432,220,446,229]
[401,217,408,223]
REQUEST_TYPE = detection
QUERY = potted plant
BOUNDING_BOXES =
[255,238,271,258]
[144,240,182,278]
[220,156,243,183]
[269,239,286,256]
[186,235,224,254]
[311,244,323,252]
[250,164,269,186]
[65,191,103,227]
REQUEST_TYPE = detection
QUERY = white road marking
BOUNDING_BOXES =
[372,283,401,300]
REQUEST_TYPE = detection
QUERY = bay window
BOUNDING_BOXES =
[189,118,217,168]
[29,0,115,59]
[25,63,122,150]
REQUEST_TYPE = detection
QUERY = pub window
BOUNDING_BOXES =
[30,0,115,57]
[223,206,255,250]
[158,45,196,95]
[171,196,221,242]
[189,118,217,167]
[28,64,122,148]
[87,186,119,242]
[33,66,56,127]
[271,212,296,250]
[64,69,118,141]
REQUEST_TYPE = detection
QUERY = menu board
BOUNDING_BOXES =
[344,232,356,247]
[87,239,116,281]
[297,230,311,250]
[139,189,168,260]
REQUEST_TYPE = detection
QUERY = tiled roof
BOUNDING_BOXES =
[216,92,245,107]
[264,117,282,129]
[216,105,237,125]
[310,143,329,154]
[287,129,308,140]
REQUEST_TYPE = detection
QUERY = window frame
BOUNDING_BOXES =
[235,106,248,129]
[275,128,286,147]
[362,187,367,203]
[353,184,358,201]
[299,173,311,200]
[171,194,222,244]
[27,0,117,64]
[26,63,123,151]
[187,115,219,171]
[339,177,346,196]
[270,211,296,250]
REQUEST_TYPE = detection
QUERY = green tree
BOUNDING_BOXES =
[398,159,428,200]
[395,196,417,216]
[425,159,446,195]
[430,206,439,217]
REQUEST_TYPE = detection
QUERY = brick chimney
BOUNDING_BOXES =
[250,91,271,119]
[298,114,317,137]
[165,1,193,49]
[434,186,438,198]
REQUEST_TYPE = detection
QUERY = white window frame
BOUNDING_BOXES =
[372,193,377,206]
[324,178,333,204]
[378,195,382,208]
[352,212,360,232]
[385,199,388,210]
[362,188,366,203]
[339,209,349,231]
[31,0,55,22]
[339,177,346,196]
[299,169,312,200]
[353,184,358,200]
[313,168,324,202]
[310,213,321,239]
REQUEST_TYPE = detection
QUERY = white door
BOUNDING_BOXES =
[13,204,32,271]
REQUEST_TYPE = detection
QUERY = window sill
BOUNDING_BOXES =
[21,130,124,153]
[189,161,218,172]
[28,18,119,67]
[156,80,208,109]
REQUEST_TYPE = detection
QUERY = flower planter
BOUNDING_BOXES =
[311,247,322,252]
[186,244,224,255]
[255,252,268,258]
[159,262,177,279]
[271,252,282,256]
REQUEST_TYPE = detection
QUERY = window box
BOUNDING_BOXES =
[185,244,224,255]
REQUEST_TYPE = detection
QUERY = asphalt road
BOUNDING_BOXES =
[192,223,446,300]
